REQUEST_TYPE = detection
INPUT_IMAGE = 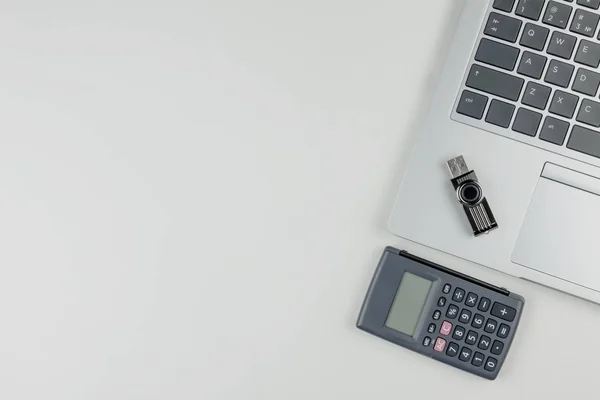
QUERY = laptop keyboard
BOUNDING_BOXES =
[453,0,600,162]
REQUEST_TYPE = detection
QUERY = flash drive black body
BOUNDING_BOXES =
[447,156,498,236]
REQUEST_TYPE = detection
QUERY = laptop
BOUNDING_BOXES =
[389,0,600,303]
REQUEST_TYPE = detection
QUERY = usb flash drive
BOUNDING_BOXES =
[447,156,498,237]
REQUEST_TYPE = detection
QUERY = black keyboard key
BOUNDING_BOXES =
[485,12,523,43]
[575,39,600,67]
[478,298,491,312]
[540,116,570,145]
[517,51,548,79]
[543,1,573,29]
[545,59,575,87]
[522,82,552,110]
[573,68,600,96]
[547,31,577,59]
[478,335,492,350]
[446,342,459,357]
[486,99,516,128]
[494,0,516,12]
[446,304,459,319]
[520,23,550,50]
[452,287,466,303]
[472,314,485,329]
[485,357,499,372]
[465,330,478,345]
[577,99,600,127]
[443,284,451,294]
[453,325,466,340]
[459,347,473,362]
[472,352,485,367]
[485,318,498,334]
[456,90,488,120]
[513,107,542,136]
[498,324,511,339]
[428,324,437,334]
[459,309,472,324]
[549,90,579,118]
[475,38,520,70]
[567,125,600,158]
[466,64,524,101]
[516,0,545,20]
[571,9,600,37]
[465,293,478,307]
[491,340,504,355]
[578,0,600,9]
[490,302,518,322]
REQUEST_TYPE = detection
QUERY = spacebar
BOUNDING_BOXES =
[567,125,600,159]
[465,64,524,101]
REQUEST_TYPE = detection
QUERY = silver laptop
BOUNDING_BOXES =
[389,0,600,303]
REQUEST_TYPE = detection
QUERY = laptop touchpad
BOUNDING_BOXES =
[512,163,600,292]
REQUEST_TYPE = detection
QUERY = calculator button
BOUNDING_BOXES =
[485,357,498,372]
[459,309,472,324]
[472,352,485,367]
[433,310,442,320]
[423,336,432,347]
[478,335,491,350]
[485,318,498,333]
[446,304,459,319]
[491,340,504,355]
[428,323,436,334]
[437,297,447,307]
[498,323,511,338]
[465,330,479,345]
[465,292,478,307]
[459,347,473,362]
[472,314,485,329]
[491,302,517,321]
[446,342,460,357]
[434,337,447,352]
[452,325,466,341]
[443,284,452,294]
[440,321,453,336]
[478,297,491,312]
[452,288,466,303]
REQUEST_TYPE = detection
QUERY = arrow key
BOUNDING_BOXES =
[484,12,523,43]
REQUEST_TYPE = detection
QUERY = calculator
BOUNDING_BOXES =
[356,247,524,380]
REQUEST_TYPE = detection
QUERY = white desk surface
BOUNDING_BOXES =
[1,1,597,398]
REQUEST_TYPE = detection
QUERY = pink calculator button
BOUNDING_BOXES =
[440,321,453,336]
[434,337,446,353]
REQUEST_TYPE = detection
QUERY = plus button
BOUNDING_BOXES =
[491,302,517,322]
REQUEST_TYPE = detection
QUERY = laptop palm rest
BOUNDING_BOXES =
[512,163,600,293]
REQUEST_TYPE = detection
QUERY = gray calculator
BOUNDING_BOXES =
[356,247,524,380]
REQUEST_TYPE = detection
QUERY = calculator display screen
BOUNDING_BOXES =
[385,272,433,336]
